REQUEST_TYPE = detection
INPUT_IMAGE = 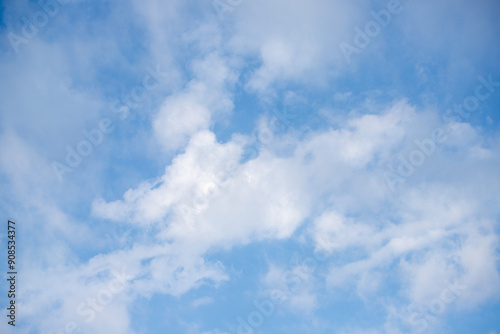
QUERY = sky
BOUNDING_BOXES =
[0,0,500,333]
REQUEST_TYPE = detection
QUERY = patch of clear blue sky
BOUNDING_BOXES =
[0,2,5,29]
[448,302,500,334]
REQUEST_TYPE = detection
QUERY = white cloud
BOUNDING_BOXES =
[226,0,368,92]
[153,53,237,151]
[92,98,500,331]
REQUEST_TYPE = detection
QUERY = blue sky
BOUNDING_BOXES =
[1,0,500,333]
